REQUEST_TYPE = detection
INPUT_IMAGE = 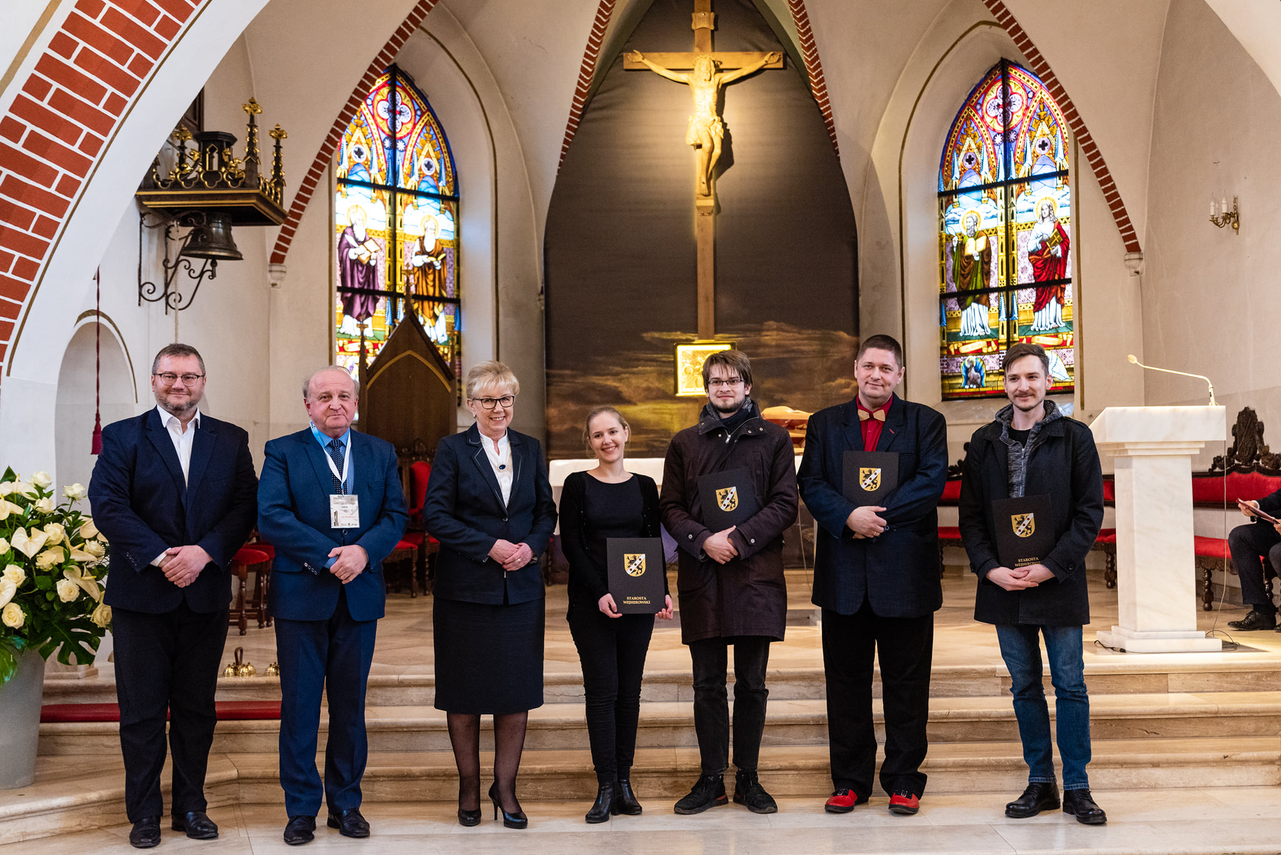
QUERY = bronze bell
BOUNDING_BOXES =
[183,212,242,261]
[222,661,237,678]
[265,662,280,677]
[237,661,256,678]
[224,646,250,677]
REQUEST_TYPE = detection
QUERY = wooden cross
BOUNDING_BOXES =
[626,0,783,339]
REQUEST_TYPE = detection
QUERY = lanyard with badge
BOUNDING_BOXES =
[324,436,360,529]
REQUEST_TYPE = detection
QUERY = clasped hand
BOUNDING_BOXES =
[489,539,533,572]
[703,526,738,564]
[328,544,369,583]
[159,545,212,588]
[987,563,1055,591]
[846,505,887,539]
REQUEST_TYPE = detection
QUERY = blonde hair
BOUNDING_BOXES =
[583,407,630,456]
[465,360,520,400]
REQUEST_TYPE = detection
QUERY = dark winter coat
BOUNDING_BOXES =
[659,402,799,643]
[958,402,1104,626]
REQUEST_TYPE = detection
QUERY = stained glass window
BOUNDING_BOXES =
[938,60,1073,399]
[334,65,459,378]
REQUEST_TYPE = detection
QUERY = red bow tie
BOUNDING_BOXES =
[858,409,886,423]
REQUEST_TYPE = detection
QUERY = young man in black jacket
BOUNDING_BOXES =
[958,343,1107,825]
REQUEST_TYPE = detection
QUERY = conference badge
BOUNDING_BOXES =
[1012,513,1035,538]
[859,467,882,492]
[716,486,739,512]
[624,553,646,577]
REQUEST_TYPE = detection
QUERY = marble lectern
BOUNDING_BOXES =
[1091,406,1226,653]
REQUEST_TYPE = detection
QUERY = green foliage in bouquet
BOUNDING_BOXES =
[0,467,111,684]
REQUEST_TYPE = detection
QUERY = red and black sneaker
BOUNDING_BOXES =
[888,791,920,816]
[824,789,862,814]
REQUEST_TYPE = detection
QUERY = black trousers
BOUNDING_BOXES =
[112,602,229,822]
[822,602,933,799]
[688,635,771,775]
[567,601,656,783]
[1228,521,1281,614]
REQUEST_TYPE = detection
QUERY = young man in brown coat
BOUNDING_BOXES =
[660,350,799,815]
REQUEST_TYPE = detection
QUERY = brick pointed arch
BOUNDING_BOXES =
[785,0,838,157]
[268,0,440,266]
[0,0,206,373]
[981,0,1141,254]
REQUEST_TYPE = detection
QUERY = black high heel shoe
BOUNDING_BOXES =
[458,780,482,826]
[585,782,615,823]
[488,782,528,829]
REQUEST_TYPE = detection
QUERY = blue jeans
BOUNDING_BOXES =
[995,624,1091,791]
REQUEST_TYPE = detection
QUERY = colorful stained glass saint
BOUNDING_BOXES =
[938,60,1073,399]
[333,65,459,378]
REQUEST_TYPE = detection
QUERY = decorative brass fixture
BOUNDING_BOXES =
[136,99,288,312]
[1210,195,1239,234]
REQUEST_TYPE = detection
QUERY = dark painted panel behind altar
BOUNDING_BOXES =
[544,0,857,458]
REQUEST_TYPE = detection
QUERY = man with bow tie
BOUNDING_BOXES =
[258,366,407,845]
[797,334,948,817]
[89,343,258,848]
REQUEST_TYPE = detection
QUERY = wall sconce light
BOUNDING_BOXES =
[1210,195,1239,234]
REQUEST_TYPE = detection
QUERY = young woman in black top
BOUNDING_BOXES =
[559,407,673,823]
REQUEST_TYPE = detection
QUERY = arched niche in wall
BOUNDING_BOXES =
[55,319,135,492]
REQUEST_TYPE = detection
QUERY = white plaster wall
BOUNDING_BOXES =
[1144,0,1281,472]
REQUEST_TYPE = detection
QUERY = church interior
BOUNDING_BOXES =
[3,0,1281,851]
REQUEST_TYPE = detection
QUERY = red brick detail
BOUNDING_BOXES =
[980,0,1140,254]
[557,0,617,169]
[269,0,442,266]
[786,0,838,158]
[0,0,206,384]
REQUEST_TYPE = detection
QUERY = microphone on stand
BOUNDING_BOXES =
[1126,354,1217,406]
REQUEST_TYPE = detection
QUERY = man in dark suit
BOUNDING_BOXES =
[258,366,407,846]
[958,343,1106,825]
[89,343,257,849]
[797,334,948,817]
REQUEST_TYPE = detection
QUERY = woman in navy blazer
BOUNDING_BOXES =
[423,361,557,829]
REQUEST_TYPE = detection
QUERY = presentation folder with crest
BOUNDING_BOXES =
[698,468,758,530]
[842,451,899,507]
[992,494,1055,569]
[606,537,665,614]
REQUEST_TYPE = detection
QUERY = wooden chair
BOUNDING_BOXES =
[229,546,271,636]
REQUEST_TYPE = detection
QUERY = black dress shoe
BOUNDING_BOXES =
[489,782,528,829]
[585,782,615,823]
[613,778,643,816]
[283,815,316,846]
[1005,782,1061,818]
[172,810,218,839]
[457,807,481,827]
[1062,788,1107,825]
[1228,610,1276,631]
[327,808,370,838]
[129,816,161,849]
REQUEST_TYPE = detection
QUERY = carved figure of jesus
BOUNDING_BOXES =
[627,50,781,197]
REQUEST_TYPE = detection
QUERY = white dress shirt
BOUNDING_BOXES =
[151,405,201,566]
[480,431,513,505]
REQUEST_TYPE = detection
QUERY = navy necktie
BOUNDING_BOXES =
[327,438,346,494]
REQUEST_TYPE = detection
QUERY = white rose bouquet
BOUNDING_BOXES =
[0,468,109,684]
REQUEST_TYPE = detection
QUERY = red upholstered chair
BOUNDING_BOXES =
[404,460,440,593]
[229,546,271,635]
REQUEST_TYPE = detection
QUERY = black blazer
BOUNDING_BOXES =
[958,410,1104,626]
[422,424,557,605]
[797,395,949,618]
[89,409,258,614]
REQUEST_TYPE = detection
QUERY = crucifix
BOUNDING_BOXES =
[626,0,783,339]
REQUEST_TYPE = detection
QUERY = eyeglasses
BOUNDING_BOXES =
[471,395,515,410]
[707,377,744,389]
[154,372,204,386]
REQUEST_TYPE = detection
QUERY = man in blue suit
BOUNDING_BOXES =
[89,343,258,849]
[797,334,948,817]
[258,366,407,846]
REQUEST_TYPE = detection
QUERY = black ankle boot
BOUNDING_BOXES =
[613,778,642,816]
[585,782,615,823]
[733,769,777,814]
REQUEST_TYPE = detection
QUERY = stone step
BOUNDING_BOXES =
[42,657,1281,708]
[39,691,1281,756]
[7,735,1277,845]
